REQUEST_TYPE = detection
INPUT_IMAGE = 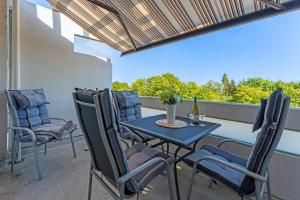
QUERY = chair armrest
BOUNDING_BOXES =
[192,156,267,182]
[120,125,135,144]
[120,124,147,143]
[8,126,37,142]
[118,157,169,184]
[217,139,253,148]
[49,117,67,122]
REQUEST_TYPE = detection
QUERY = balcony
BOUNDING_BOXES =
[1,0,300,200]
[1,102,300,200]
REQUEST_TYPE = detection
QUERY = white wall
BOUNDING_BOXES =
[0,0,8,161]
[19,1,112,127]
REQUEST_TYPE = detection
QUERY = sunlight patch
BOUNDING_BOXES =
[36,4,53,29]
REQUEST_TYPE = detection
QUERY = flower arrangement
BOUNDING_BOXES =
[158,89,182,105]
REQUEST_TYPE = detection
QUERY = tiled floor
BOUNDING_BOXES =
[0,140,253,200]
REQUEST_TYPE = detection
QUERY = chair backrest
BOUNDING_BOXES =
[5,89,50,138]
[73,88,138,195]
[240,88,290,195]
[112,90,142,122]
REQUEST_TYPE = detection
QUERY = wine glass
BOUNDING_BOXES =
[187,104,194,126]
[199,106,206,127]
[187,113,194,126]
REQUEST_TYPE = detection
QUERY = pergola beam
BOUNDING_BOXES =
[86,0,137,50]
[255,0,286,10]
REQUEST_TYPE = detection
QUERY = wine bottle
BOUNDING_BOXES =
[192,96,200,124]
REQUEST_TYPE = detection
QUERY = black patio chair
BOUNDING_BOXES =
[184,88,290,200]
[73,88,174,200]
[5,89,77,180]
[111,90,155,146]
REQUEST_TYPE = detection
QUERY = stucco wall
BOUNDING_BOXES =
[0,0,8,161]
[19,1,112,128]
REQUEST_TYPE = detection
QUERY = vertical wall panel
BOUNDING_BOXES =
[0,0,8,161]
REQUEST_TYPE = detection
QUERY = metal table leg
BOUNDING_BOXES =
[173,140,201,200]
[174,146,182,200]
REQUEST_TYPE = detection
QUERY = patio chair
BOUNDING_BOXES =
[112,90,155,146]
[184,88,290,200]
[5,89,77,180]
[73,88,174,200]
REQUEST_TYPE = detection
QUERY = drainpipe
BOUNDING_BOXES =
[11,0,20,90]
[11,0,21,162]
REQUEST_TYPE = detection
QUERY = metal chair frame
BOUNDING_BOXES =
[6,90,77,180]
[73,94,174,200]
[186,139,272,200]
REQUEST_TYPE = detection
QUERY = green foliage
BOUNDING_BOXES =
[112,81,130,91]
[112,73,300,107]
[158,89,182,105]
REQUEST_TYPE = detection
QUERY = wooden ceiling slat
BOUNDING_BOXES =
[101,0,153,44]
[106,0,162,42]
[219,0,230,20]
[163,0,196,31]
[205,0,219,23]
[138,0,178,36]
[47,0,300,55]
[190,0,208,26]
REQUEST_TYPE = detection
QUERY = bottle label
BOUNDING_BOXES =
[193,115,200,124]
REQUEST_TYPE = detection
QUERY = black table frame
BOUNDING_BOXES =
[121,115,221,200]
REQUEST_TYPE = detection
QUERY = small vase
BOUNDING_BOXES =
[166,104,176,124]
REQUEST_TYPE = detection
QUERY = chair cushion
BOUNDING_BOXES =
[121,127,154,143]
[252,98,267,132]
[125,143,175,190]
[19,134,53,143]
[184,145,247,194]
[242,88,286,195]
[13,89,49,109]
[32,119,76,139]
[112,90,142,122]
[6,89,50,129]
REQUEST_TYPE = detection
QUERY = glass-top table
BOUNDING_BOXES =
[121,114,221,200]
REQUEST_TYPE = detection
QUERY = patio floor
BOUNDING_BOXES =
[0,140,268,200]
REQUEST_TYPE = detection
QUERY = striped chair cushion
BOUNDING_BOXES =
[240,88,286,195]
[6,89,51,139]
[112,90,142,122]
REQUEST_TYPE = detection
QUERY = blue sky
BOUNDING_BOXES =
[33,0,300,85]
[111,11,300,85]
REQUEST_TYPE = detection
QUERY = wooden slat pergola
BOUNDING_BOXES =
[47,0,300,56]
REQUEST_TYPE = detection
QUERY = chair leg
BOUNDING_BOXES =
[267,174,272,200]
[33,143,42,180]
[44,143,47,155]
[70,133,77,158]
[119,182,125,200]
[10,139,16,175]
[166,164,175,200]
[88,164,93,200]
[167,142,170,155]
[186,165,197,200]
[161,141,165,154]
[208,179,214,188]
[255,180,264,200]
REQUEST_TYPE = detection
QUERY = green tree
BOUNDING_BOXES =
[112,73,300,107]
[131,78,147,95]
[222,73,230,95]
[182,81,199,99]
[112,81,130,91]
[233,85,269,104]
